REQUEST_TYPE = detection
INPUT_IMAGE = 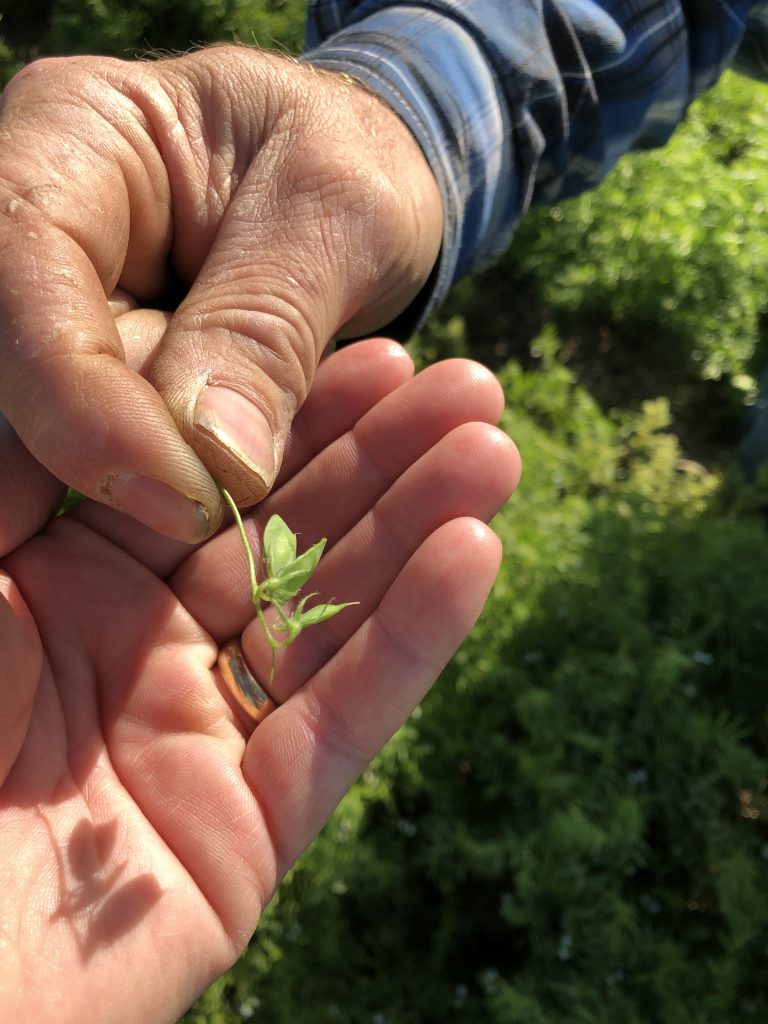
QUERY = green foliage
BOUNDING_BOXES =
[0,0,305,84]
[511,72,768,388]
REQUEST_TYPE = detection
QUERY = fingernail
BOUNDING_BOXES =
[108,473,209,542]
[193,387,276,488]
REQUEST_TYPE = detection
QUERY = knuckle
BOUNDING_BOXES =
[172,302,315,407]
[3,55,85,101]
[3,56,63,93]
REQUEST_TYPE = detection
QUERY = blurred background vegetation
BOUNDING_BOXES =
[3,3,768,1021]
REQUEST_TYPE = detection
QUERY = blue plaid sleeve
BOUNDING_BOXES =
[301,1,768,336]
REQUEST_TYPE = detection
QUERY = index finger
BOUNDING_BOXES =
[0,58,220,541]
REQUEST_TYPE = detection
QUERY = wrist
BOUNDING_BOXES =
[302,6,512,333]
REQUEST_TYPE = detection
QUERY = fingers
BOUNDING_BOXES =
[266,359,507,549]
[0,58,221,541]
[276,338,414,485]
[173,359,509,639]
[0,224,220,543]
[69,339,414,577]
[241,420,519,696]
[0,50,441,537]
[0,574,42,786]
[0,308,171,557]
[241,518,502,875]
[114,308,173,378]
[0,304,179,561]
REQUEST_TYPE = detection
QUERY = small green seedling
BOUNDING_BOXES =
[220,487,357,686]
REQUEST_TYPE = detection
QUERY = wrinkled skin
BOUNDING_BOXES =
[0,47,443,540]
[0,338,520,1024]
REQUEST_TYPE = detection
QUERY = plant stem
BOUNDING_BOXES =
[219,486,259,603]
[254,602,278,687]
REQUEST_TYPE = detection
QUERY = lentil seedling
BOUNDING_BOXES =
[219,486,357,686]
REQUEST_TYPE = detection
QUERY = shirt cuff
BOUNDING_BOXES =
[301,5,518,339]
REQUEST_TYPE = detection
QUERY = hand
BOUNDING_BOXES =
[0,342,520,1024]
[0,47,443,540]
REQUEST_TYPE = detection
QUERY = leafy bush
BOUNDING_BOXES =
[512,72,768,388]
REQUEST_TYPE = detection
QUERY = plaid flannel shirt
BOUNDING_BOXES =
[302,1,768,335]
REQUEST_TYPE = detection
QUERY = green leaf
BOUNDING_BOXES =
[263,514,297,577]
[294,598,359,628]
[267,539,327,601]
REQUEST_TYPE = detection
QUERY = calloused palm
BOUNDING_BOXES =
[0,340,520,1024]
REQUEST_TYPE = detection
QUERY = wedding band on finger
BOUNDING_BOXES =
[218,638,280,729]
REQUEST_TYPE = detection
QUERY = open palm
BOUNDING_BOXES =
[0,341,520,1024]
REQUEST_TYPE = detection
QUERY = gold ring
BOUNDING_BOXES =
[218,638,279,729]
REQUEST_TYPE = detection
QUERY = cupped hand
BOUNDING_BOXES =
[0,47,443,539]
[0,342,519,1024]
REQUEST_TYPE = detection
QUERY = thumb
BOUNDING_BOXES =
[149,181,363,507]
[149,75,442,506]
